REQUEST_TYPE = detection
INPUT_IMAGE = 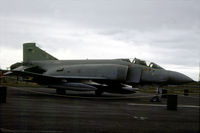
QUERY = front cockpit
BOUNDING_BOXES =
[117,58,164,69]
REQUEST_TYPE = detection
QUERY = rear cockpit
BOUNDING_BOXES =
[148,62,164,69]
[117,58,164,69]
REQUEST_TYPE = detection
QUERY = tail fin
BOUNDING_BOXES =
[23,42,57,62]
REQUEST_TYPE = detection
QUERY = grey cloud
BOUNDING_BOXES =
[0,0,199,80]
[1,0,199,30]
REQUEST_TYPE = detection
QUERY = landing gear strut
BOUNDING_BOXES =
[56,89,66,95]
[150,86,163,102]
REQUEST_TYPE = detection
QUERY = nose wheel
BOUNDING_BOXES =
[150,86,163,102]
[150,96,161,102]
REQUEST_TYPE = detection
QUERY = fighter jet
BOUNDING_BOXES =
[6,43,194,96]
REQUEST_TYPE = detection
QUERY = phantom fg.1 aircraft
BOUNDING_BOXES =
[5,43,194,96]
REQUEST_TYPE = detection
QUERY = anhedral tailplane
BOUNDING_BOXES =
[23,43,57,62]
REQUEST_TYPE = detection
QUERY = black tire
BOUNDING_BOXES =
[150,96,161,102]
[95,89,103,96]
[56,89,66,95]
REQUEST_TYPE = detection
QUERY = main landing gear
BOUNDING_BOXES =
[56,89,66,95]
[95,89,104,96]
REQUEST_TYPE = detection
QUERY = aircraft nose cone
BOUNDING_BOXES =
[168,71,193,84]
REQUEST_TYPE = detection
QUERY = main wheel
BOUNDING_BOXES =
[56,89,66,95]
[95,89,103,96]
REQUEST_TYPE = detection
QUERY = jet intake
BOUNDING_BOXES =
[126,67,142,83]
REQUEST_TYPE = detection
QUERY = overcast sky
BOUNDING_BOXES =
[0,0,199,80]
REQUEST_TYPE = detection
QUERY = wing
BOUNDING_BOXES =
[4,64,136,93]
[4,71,105,92]
[7,70,108,81]
[5,70,102,91]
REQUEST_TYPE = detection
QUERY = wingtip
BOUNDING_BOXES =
[3,71,13,76]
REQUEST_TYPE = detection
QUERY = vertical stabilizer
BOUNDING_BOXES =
[23,43,57,62]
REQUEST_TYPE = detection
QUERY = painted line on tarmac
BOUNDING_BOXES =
[0,128,64,133]
[9,86,152,100]
[179,95,200,99]
[127,103,200,108]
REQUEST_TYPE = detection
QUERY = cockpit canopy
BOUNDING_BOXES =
[132,58,147,66]
[148,62,164,69]
[117,58,164,69]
